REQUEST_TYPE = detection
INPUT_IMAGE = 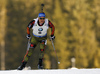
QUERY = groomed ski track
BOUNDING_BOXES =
[0,69,100,74]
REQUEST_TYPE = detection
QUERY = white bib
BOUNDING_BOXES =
[32,18,49,37]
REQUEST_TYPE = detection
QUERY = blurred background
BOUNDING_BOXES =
[0,0,100,70]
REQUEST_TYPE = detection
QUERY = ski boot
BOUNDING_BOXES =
[17,61,27,70]
[38,59,43,69]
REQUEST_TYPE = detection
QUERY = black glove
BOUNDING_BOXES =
[26,34,31,39]
[50,35,55,40]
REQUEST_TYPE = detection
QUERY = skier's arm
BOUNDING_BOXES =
[48,20,55,36]
[27,20,35,36]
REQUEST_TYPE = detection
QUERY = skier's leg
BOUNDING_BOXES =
[18,36,38,70]
[38,40,46,69]
[18,44,37,70]
[22,36,38,62]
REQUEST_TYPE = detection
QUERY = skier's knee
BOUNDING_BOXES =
[30,43,36,48]
[40,49,44,51]
[39,49,44,58]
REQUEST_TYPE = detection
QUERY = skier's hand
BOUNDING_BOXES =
[50,35,55,40]
[26,34,31,39]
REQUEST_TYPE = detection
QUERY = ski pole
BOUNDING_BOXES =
[27,37,31,51]
[50,38,60,64]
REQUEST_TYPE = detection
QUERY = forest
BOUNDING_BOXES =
[0,0,100,70]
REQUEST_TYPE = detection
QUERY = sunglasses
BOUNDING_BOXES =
[39,18,45,20]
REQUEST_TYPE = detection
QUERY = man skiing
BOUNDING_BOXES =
[17,12,55,70]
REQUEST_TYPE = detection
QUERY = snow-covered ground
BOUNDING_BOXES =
[0,69,100,74]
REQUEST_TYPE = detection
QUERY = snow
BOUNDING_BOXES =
[0,69,100,74]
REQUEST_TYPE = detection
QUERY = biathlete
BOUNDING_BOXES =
[17,12,55,70]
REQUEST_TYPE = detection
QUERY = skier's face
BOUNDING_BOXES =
[39,17,45,24]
